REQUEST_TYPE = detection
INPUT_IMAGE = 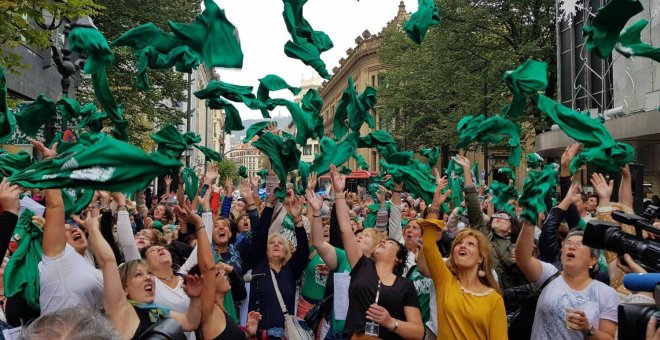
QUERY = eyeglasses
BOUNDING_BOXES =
[492,213,511,221]
[564,240,585,248]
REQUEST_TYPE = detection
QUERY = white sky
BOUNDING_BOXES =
[213,0,417,119]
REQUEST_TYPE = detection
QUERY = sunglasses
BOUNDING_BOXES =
[492,213,511,221]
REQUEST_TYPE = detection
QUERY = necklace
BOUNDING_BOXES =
[155,273,175,282]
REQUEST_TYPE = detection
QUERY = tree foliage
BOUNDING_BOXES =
[0,0,103,71]
[378,0,556,157]
[217,159,238,183]
[76,0,199,149]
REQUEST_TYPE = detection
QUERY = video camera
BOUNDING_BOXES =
[583,204,660,340]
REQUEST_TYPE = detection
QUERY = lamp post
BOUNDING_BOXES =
[38,11,97,146]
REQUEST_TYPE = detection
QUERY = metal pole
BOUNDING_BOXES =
[186,72,192,167]
[482,73,489,186]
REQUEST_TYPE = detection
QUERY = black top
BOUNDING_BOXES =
[130,305,166,340]
[344,256,420,340]
[213,311,246,340]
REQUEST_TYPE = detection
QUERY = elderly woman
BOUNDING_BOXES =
[243,187,310,339]
[515,182,618,340]
[76,204,203,340]
[421,169,507,340]
[331,165,424,340]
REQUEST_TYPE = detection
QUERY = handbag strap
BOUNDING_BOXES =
[534,270,561,295]
[269,268,289,315]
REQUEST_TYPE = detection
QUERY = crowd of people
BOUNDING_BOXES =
[0,139,659,340]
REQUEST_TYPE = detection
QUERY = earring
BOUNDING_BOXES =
[478,264,486,278]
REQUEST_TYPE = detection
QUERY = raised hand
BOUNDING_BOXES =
[590,173,613,204]
[329,165,346,193]
[183,274,203,298]
[29,138,57,159]
[205,164,219,185]
[287,195,304,220]
[307,172,318,192]
[0,178,21,215]
[305,189,322,213]
[560,143,581,176]
[164,175,173,187]
[246,311,262,337]
[71,207,101,232]
[452,154,471,170]
[172,200,203,227]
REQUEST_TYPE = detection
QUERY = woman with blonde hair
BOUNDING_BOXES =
[421,169,507,340]
[242,187,310,339]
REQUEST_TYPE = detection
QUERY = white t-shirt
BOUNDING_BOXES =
[154,277,196,340]
[39,244,104,314]
[531,261,618,340]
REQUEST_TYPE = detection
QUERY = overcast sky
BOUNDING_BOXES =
[213,0,417,119]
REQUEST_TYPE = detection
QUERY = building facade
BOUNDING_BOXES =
[536,0,660,208]
[317,3,411,172]
[184,64,221,171]
[289,75,323,163]
[226,143,263,178]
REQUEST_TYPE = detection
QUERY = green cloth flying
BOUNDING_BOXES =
[194,80,261,111]
[292,161,310,195]
[0,150,34,179]
[309,133,360,176]
[403,0,441,44]
[352,153,369,170]
[502,59,548,117]
[62,188,95,217]
[256,74,302,118]
[615,19,660,62]
[380,153,436,205]
[9,133,182,192]
[251,132,301,200]
[243,121,272,143]
[168,0,243,68]
[0,65,16,143]
[181,167,199,201]
[208,98,244,133]
[339,166,352,175]
[420,146,440,166]
[456,114,522,167]
[488,180,518,216]
[333,77,378,139]
[444,158,464,209]
[194,145,222,163]
[111,23,202,91]
[526,153,544,170]
[14,95,58,137]
[518,165,557,224]
[281,0,333,79]
[4,209,42,310]
[472,163,479,187]
[69,27,128,140]
[78,103,107,133]
[238,165,248,178]
[256,168,269,181]
[498,167,516,182]
[535,94,635,173]
[583,0,643,58]
[275,89,324,145]
[57,98,82,123]
[151,125,202,160]
[358,130,397,157]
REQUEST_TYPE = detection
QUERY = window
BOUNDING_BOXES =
[313,144,320,155]
[303,145,312,155]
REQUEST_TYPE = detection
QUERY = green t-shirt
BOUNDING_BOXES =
[331,247,352,333]
[301,247,328,301]
[406,266,433,323]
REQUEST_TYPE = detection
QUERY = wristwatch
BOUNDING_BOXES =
[585,324,596,337]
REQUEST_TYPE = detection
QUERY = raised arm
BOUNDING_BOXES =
[287,195,310,279]
[42,189,67,258]
[619,165,633,209]
[421,169,452,285]
[306,173,339,269]
[73,207,139,339]
[330,165,362,268]
[454,155,487,233]
[112,192,141,262]
[539,184,580,262]
[0,179,22,257]
[561,144,582,228]
[515,218,543,283]
[388,183,403,242]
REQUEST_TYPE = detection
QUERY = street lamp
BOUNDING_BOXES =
[37,8,97,145]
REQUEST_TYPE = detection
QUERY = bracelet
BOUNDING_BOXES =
[426,206,440,214]
[195,225,205,233]
[389,319,399,332]
[313,214,321,218]
[393,190,403,193]
[116,205,128,212]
